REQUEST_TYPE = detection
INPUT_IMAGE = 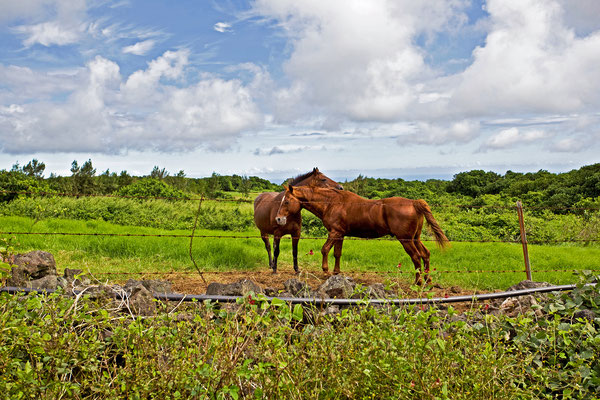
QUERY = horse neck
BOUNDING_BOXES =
[298,188,336,218]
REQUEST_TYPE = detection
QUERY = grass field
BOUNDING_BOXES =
[2,215,599,291]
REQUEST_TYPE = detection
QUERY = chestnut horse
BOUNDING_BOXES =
[253,168,343,273]
[275,186,449,284]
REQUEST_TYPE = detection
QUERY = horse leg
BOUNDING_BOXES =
[272,235,281,273]
[320,236,336,274]
[332,236,344,275]
[415,240,431,284]
[400,239,424,285]
[292,232,300,274]
[261,235,272,269]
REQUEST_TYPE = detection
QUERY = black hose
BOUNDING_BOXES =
[0,283,586,306]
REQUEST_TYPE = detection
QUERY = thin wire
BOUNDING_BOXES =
[1,231,598,244]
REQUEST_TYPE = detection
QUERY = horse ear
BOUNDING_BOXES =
[313,167,319,172]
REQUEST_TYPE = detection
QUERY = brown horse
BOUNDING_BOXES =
[275,186,449,284]
[254,168,343,273]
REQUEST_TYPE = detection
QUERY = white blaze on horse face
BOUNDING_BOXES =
[275,194,287,226]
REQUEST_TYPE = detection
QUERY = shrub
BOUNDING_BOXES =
[118,178,190,200]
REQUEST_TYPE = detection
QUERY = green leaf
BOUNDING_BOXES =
[292,304,304,321]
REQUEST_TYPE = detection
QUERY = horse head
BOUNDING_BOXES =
[288,168,343,190]
[275,185,303,226]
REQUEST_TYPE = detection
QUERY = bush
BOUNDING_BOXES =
[118,178,190,200]
[0,171,53,202]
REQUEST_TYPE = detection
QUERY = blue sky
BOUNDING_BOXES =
[1,0,599,182]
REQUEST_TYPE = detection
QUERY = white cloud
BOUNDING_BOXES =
[483,128,547,150]
[214,22,232,33]
[406,120,481,145]
[252,0,469,123]
[16,21,81,46]
[0,51,263,154]
[550,137,587,153]
[0,64,83,102]
[9,0,88,47]
[450,0,600,116]
[122,39,155,55]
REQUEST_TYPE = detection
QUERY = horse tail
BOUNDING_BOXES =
[414,199,450,249]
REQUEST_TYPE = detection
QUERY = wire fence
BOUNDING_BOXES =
[1,189,599,282]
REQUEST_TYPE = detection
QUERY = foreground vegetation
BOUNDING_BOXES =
[1,274,599,399]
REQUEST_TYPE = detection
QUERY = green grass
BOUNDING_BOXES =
[2,215,599,291]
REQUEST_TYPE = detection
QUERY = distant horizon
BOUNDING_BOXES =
[3,158,592,185]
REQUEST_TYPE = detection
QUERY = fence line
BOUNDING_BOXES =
[1,230,598,244]
[2,189,599,211]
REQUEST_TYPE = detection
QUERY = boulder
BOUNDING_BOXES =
[366,283,388,299]
[317,275,355,299]
[506,280,554,291]
[129,285,156,316]
[206,279,263,296]
[62,268,91,289]
[124,279,172,295]
[498,295,544,318]
[27,275,59,290]
[573,309,596,322]
[6,251,57,287]
[284,279,311,297]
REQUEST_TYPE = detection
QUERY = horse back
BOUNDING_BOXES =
[325,193,421,238]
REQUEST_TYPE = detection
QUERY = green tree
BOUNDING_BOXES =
[70,159,97,195]
[22,159,46,178]
[150,166,168,180]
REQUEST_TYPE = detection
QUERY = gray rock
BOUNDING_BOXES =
[367,283,387,299]
[124,279,172,295]
[573,309,596,322]
[206,279,263,296]
[317,275,355,298]
[63,268,83,281]
[320,305,340,316]
[284,279,311,297]
[506,280,554,291]
[6,250,58,287]
[129,285,156,316]
[62,268,91,288]
[10,251,57,279]
[498,295,543,318]
[27,275,58,290]
[82,285,114,301]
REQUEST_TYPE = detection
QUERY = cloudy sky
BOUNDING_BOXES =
[1,0,599,182]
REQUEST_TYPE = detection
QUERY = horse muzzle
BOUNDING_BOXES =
[275,216,287,226]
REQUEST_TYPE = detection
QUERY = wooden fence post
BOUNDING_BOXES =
[516,201,532,281]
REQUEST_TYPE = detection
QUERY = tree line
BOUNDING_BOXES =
[1,159,600,210]
[1,159,279,201]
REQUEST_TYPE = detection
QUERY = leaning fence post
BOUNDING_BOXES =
[516,201,532,281]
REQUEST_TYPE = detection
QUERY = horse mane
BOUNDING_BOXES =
[287,169,316,186]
